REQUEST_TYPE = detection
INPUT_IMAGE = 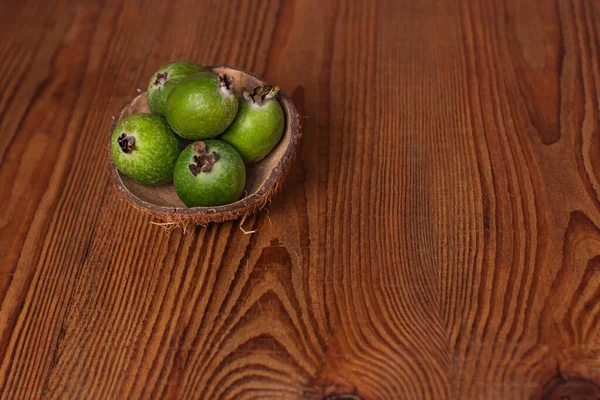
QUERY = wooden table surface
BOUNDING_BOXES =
[1,0,600,399]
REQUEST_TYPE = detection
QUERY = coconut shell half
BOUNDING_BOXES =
[109,66,301,226]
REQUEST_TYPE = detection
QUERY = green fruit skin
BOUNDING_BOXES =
[165,72,239,140]
[111,114,180,186]
[219,97,285,163]
[147,62,207,116]
[173,140,246,207]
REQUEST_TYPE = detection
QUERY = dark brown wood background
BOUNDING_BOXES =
[1,0,600,399]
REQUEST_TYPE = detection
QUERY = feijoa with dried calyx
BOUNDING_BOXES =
[147,61,207,116]
[165,72,239,140]
[220,85,285,163]
[173,140,246,207]
[110,114,180,186]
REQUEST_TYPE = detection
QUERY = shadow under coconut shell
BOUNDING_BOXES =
[109,66,301,226]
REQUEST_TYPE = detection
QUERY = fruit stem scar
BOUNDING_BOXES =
[218,73,235,92]
[189,141,218,176]
[243,85,280,106]
[117,133,135,153]
[153,72,168,87]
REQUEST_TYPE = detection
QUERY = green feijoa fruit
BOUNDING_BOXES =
[111,114,180,186]
[165,72,238,140]
[173,140,246,207]
[147,61,207,116]
[220,85,285,163]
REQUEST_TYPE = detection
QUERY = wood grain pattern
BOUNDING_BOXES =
[0,0,599,399]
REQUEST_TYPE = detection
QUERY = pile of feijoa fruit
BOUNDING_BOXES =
[110,62,285,207]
